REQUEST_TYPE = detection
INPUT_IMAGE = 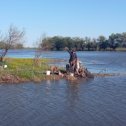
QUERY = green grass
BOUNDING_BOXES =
[0,58,50,81]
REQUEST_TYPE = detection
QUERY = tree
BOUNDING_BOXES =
[63,37,74,50]
[34,34,50,66]
[92,38,98,50]
[108,34,119,50]
[97,35,108,50]
[52,36,64,51]
[14,43,24,49]
[0,25,25,62]
[119,32,126,48]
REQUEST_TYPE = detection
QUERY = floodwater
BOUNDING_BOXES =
[0,50,126,126]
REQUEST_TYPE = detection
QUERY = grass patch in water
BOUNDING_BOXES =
[0,58,50,82]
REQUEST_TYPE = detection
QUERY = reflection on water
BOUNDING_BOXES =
[0,77,126,126]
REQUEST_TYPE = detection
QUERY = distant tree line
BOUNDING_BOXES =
[0,42,24,49]
[41,33,126,51]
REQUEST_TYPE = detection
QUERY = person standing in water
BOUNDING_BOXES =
[65,47,77,72]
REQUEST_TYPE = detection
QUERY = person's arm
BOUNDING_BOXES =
[64,47,70,54]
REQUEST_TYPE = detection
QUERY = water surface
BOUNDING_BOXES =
[6,49,126,74]
[0,49,126,126]
[0,77,126,126]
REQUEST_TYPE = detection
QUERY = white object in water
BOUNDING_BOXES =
[3,65,7,68]
[46,70,51,75]
[70,73,74,77]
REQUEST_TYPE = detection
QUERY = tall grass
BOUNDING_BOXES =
[1,58,50,80]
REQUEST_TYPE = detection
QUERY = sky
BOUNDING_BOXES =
[0,0,126,47]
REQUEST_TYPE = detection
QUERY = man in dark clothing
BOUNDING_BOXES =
[68,50,77,63]
[67,48,77,72]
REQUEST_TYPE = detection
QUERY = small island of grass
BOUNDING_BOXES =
[0,57,95,84]
[0,58,57,83]
[0,57,117,84]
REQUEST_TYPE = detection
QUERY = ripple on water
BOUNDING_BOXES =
[0,76,126,126]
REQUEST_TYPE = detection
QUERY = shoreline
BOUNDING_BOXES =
[0,58,122,84]
[0,72,117,84]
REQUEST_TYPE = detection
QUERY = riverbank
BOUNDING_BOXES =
[0,58,50,83]
[0,58,75,84]
[0,58,117,84]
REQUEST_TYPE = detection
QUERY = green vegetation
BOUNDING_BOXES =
[0,58,51,83]
[41,32,126,51]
